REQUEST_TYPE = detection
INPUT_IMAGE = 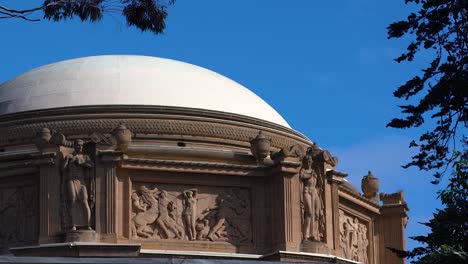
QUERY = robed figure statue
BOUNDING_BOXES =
[61,139,94,230]
[300,154,324,241]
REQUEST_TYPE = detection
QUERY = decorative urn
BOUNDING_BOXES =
[250,131,271,164]
[33,128,52,153]
[361,171,380,202]
[112,124,132,151]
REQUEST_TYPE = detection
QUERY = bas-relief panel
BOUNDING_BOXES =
[0,177,38,250]
[339,209,370,264]
[131,183,252,245]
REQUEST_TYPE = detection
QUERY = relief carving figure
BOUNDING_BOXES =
[61,139,94,231]
[132,186,159,238]
[201,189,251,243]
[183,189,198,241]
[131,184,251,244]
[155,190,184,239]
[0,185,37,249]
[300,154,324,241]
[224,188,251,241]
[358,225,369,264]
[339,209,369,263]
[204,197,231,242]
[195,219,210,240]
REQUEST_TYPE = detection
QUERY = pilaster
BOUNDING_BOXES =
[33,152,61,243]
[95,150,123,242]
[326,171,345,254]
[379,192,408,264]
[270,157,302,252]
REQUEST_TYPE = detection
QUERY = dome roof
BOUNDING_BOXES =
[0,55,290,127]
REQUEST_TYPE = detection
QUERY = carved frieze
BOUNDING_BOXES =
[131,183,252,245]
[0,179,38,250]
[339,209,369,263]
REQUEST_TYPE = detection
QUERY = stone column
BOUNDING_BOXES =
[379,191,409,264]
[326,170,346,255]
[95,150,123,242]
[269,156,302,252]
[33,152,61,244]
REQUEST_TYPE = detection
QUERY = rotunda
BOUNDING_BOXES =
[0,56,408,264]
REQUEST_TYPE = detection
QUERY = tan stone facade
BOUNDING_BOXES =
[0,106,408,263]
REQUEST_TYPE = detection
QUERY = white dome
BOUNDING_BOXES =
[0,55,290,127]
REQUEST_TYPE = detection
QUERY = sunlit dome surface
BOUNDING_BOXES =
[0,55,290,127]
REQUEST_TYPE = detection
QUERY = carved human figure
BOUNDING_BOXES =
[183,189,198,241]
[358,225,369,263]
[341,221,350,258]
[156,190,184,239]
[224,189,251,242]
[348,217,360,260]
[204,197,234,242]
[61,139,94,231]
[132,186,159,238]
[300,154,323,241]
[339,210,369,263]
[195,219,210,240]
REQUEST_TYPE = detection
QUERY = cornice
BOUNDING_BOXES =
[338,185,380,213]
[0,106,313,150]
[122,157,270,176]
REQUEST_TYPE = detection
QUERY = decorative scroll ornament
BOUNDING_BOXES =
[50,131,73,147]
[89,123,132,151]
[89,132,117,146]
[272,144,306,162]
[339,210,369,263]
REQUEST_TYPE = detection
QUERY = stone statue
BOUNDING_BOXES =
[300,154,324,241]
[61,139,94,231]
[183,189,198,241]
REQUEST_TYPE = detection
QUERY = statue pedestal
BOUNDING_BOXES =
[65,230,97,242]
[301,240,331,254]
[10,242,141,257]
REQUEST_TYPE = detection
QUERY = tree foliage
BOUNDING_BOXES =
[387,0,467,182]
[391,151,468,263]
[388,1,468,263]
[0,0,176,34]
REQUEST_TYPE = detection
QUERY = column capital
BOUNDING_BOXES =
[326,169,348,184]
[98,150,123,163]
[30,152,57,166]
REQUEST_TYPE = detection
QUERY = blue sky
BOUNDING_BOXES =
[0,0,445,251]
